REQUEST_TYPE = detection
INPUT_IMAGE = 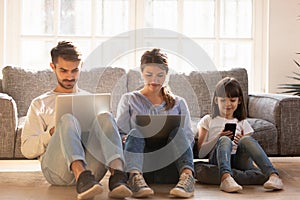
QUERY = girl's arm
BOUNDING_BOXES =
[197,126,219,158]
[197,124,234,158]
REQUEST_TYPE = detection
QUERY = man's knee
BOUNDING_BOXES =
[97,111,114,121]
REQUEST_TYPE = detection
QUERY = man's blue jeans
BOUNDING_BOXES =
[209,136,279,178]
[41,112,124,185]
[124,127,194,183]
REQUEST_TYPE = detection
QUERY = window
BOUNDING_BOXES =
[1,0,267,92]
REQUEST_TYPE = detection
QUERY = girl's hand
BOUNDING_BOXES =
[220,130,234,140]
[122,135,127,144]
[233,130,244,144]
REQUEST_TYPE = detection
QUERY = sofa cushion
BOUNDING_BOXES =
[0,93,17,158]
[2,66,128,118]
[14,116,26,158]
[2,66,56,117]
[78,67,127,116]
[0,79,3,93]
[247,118,278,155]
[187,68,249,118]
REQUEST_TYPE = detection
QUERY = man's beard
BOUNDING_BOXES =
[57,78,77,90]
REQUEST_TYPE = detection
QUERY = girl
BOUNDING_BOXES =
[197,77,283,193]
[116,48,195,198]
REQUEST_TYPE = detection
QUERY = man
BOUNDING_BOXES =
[21,41,132,199]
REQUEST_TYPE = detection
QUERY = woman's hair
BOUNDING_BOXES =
[50,41,82,65]
[140,48,175,110]
[212,77,247,121]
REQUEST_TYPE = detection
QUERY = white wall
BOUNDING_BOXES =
[268,0,300,93]
[0,1,5,72]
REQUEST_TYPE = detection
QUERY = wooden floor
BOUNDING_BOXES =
[0,157,299,200]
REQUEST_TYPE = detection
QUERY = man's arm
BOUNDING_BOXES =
[21,99,52,159]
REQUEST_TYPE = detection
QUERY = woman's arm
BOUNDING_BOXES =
[179,98,195,144]
[116,93,132,142]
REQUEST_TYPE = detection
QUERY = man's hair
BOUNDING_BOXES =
[50,41,82,64]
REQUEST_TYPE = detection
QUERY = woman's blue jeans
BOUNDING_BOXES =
[209,136,278,178]
[124,127,194,180]
[41,112,124,185]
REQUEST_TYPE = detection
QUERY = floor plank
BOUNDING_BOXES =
[0,158,299,199]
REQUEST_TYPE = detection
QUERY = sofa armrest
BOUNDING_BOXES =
[0,93,18,158]
[248,93,300,155]
[0,79,3,93]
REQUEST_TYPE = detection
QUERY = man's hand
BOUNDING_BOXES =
[49,127,55,136]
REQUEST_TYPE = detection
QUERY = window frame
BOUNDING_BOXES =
[0,0,268,93]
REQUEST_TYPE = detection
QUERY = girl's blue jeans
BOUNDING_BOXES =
[209,136,279,178]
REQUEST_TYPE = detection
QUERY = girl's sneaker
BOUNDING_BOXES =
[263,175,283,190]
[220,176,243,193]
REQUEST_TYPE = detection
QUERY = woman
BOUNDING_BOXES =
[116,48,195,198]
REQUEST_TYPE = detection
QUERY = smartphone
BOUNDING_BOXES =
[224,123,237,140]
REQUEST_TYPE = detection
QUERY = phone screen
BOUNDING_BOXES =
[224,123,237,140]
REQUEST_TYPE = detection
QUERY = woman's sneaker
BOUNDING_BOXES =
[108,170,133,199]
[220,176,243,193]
[170,173,195,198]
[76,170,103,200]
[263,175,283,190]
[128,173,154,198]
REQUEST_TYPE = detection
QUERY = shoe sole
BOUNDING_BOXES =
[170,188,194,198]
[109,185,133,199]
[263,183,283,190]
[220,186,243,193]
[133,188,154,198]
[77,184,103,200]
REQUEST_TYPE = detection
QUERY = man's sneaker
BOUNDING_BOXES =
[76,170,103,200]
[220,176,243,193]
[169,173,195,198]
[128,173,154,198]
[108,170,133,199]
[263,175,284,190]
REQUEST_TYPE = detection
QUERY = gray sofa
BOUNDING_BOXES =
[0,66,300,159]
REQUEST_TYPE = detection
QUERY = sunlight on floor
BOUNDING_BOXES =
[0,160,41,172]
[0,157,300,172]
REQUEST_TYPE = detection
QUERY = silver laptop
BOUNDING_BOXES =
[135,114,186,148]
[55,93,111,132]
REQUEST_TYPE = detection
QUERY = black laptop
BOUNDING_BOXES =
[135,114,186,149]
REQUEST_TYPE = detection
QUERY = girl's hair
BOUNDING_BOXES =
[140,48,175,110]
[212,77,247,120]
[51,41,82,65]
